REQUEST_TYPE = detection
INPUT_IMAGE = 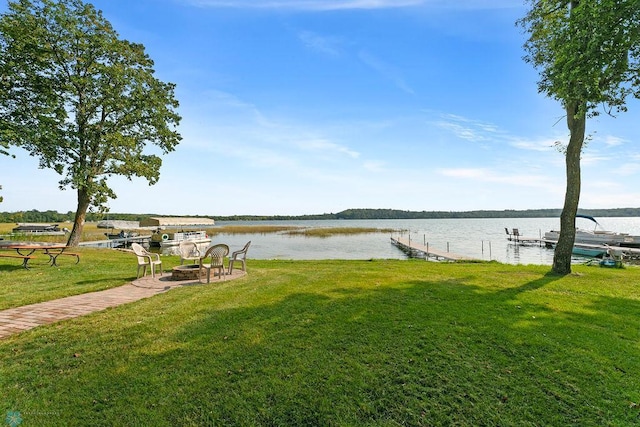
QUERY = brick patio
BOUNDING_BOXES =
[0,269,246,339]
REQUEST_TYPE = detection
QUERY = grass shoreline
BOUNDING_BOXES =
[1,253,639,425]
[0,222,403,245]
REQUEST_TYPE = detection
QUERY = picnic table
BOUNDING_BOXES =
[0,244,80,269]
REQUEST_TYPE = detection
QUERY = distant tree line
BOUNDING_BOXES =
[0,210,148,224]
[328,208,640,220]
[2,207,640,224]
[215,208,640,220]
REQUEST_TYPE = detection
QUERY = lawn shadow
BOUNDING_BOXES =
[3,266,638,426]
[0,264,27,272]
[495,270,563,299]
[129,271,632,425]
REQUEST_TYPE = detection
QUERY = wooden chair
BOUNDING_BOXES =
[131,243,163,278]
[229,241,251,274]
[199,244,229,283]
[178,240,201,265]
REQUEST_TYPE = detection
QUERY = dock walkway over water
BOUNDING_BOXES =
[391,237,477,262]
[504,228,544,246]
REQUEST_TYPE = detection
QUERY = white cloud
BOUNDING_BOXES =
[436,121,489,142]
[362,160,386,172]
[433,113,566,157]
[439,168,490,179]
[601,135,627,147]
[298,31,343,56]
[615,163,640,176]
[179,89,363,175]
[434,114,502,143]
[182,0,425,11]
[358,51,415,95]
[437,167,555,189]
[428,0,523,10]
[179,0,521,11]
[297,138,360,159]
[581,152,611,166]
[580,191,640,209]
[509,138,557,152]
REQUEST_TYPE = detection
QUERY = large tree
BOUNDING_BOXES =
[0,0,181,246]
[518,0,640,274]
[1,122,11,204]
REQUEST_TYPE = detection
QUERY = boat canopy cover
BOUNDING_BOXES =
[139,217,215,228]
[97,220,140,229]
[576,214,599,225]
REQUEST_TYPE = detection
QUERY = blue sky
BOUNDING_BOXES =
[1,0,639,216]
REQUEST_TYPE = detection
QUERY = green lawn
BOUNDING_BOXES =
[0,247,182,310]
[1,254,639,426]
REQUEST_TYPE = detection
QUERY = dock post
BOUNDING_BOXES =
[447,242,450,252]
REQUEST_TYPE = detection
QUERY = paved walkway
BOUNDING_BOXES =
[0,269,247,339]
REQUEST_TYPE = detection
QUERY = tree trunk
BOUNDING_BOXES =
[552,101,586,275]
[66,188,91,247]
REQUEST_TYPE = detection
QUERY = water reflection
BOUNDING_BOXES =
[142,217,640,265]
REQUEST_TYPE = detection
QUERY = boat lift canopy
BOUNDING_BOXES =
[576,214,600,230]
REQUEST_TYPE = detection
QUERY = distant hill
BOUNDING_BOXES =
[212,207,640,221]
[2,207,640,223]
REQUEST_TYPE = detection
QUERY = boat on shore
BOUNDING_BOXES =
[571,243,609,258]
[12,223,68,236]
[105,230,139,240]
[540,238,609,258]
[543,215,640,248]
[151,230,211,248]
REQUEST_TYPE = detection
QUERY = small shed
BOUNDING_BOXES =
[139,217,215,229]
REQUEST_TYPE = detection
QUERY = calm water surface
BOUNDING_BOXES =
[163,217,640,265]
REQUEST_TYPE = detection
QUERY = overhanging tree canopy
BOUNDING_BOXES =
[0,0,182,246]
[518,0,640,274]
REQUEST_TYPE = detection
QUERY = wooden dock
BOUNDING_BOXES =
[607,245,640,261]
[506,236,545,245]
[504,228,544,246]
[391,237,477,262]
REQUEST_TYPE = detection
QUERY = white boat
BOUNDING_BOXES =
[543,215,640,248]
[151,230,211,247]
[105,230,139,239]
[12,223,68,236]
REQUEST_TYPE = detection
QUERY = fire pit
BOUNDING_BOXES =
[171,264,202,281]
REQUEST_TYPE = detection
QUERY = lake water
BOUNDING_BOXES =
[162,217,640,265]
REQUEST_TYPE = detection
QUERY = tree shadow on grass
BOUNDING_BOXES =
[86,272,635,425]
[0,264,26,272]
[2,267,639,426]
[495,271,563,299]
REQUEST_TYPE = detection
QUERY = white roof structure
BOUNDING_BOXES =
[97,220,140,229]
[139,217,215,228]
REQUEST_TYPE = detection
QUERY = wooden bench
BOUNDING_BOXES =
[0,253,36,269]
